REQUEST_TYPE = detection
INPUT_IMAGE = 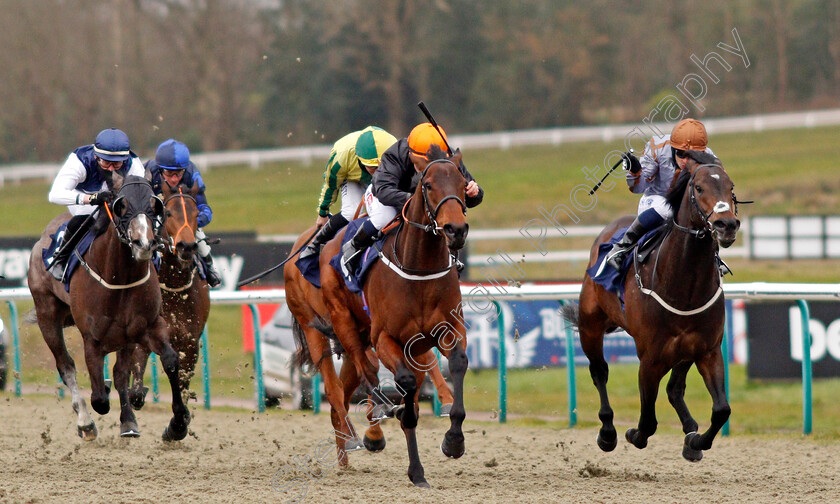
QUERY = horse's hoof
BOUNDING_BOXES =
[440,439,465,459]
[129,386,149,411]
[439,403,452,417]
[682,432,703,462]
[596,429,617,452]
[625,428,648,449]
[370,404,397,421]
[91,398,110,416]
[410,476,430,489]
[162,422,188,442]
[120,422,140,438]
[363,435,386,453]
[344,438,364,452]
[394,405,405,421]
[77,422,98,441]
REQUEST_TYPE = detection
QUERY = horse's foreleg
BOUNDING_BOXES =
[376,335,428,488]
[146,317,189,442]
[83,339,110,416]
[178,337,200,403]
[439,341,467,460]
[666,361,699,434]
[577,309,615,452]
[417,350,454,414]
[114,347,140,437]
[626,359,668,450]
[685,346,730,461]
[129,345,150,410]
[37,304,96,440]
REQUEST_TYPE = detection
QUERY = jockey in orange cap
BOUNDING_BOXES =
[604,118,714,271]
[341,122,483,272]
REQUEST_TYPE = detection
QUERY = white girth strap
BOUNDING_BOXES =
[638,285,723,316]
[378,253,454,281]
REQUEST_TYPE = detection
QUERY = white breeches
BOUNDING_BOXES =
[364,185,397,230]
[196,228,211,257]
[637,194,673,220]
[340,181,366,221]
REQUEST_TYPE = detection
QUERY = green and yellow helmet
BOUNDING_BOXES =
[355,126,398,167]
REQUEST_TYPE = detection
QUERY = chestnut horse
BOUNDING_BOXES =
[130,182,210,409]
[27,175,190,441]
[284,226,455,467]
[319,146,470,487]
[563,151,741,462]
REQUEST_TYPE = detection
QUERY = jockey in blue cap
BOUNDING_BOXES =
[47,128,146,279]
[146,139,222,288]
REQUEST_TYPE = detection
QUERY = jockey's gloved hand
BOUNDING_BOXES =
[622,151,641,174]
[89,190,114,207]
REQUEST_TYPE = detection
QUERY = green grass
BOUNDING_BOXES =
[462,365,840,438]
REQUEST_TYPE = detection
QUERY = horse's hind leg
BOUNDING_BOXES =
[577,298,616,452]
[129,345,150,410]
[36,299,96,440]
[685,346,730,461]
[667,361,700,434]
[419,350,454,416]
[114,347,140,437]
[338,357,380,453]
[376,334,429,488]
[626,358,668,449]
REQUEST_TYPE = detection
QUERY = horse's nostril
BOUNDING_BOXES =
[443,224,455,236]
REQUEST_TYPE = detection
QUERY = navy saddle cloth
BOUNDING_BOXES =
[42,222,96,292]
[587,225,667,301]
[295,218,383,292]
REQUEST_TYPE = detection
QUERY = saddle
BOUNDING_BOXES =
[587,223,670,301]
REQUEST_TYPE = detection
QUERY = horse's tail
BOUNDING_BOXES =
[559,301,580,329]
[291,317,315,375]
[22,308,38,325]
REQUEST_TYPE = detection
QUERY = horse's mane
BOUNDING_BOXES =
[426,144,448,161]
[665,151,723,215]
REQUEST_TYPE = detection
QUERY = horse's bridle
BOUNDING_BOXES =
[401,159,467,236]
[163,187,197,254]
[105,179,164,246]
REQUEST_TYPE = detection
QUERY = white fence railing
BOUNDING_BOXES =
[3,108,840,186]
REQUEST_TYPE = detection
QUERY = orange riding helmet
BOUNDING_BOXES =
[670,118,708,151]
[408,123,448,159]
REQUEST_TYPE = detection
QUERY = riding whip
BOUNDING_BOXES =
[236,228,319,288]
[588,148,634,196]
[417,101,454,156]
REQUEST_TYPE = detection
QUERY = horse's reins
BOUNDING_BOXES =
[634,165,726,316]
[381,159,466,279]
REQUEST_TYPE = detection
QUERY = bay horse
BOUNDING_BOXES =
[319,145,470,487]
[130,182,210,409]
[563,151,741,461]
[284,226,455,467]
[27,174,190,441]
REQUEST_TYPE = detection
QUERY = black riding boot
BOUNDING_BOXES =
[201,253,222,288]
[605,216,648,271]
[299,214,349,260]
[341,222,378,274]
[48,214,93,280]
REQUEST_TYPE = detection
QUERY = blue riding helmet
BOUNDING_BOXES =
[155,139,191,170]
[93,128,131,162]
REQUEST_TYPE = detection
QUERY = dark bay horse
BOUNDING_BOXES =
[319,146,470,487]
[284,226,455,467]
[130,182,210,409]
[27,175,190,441]
[563,151,741,461]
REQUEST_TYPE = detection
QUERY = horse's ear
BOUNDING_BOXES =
[450,148,463,167]
[160,181,173,198]
[151,195,164,218]
[111,172,125,192]
[112,196,127,217]
[189,183,200,197]
[143,166,153,182]
[412,154,430,173]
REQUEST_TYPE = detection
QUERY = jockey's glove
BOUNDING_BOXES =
[622,151,641,174]
[89,190,114,207]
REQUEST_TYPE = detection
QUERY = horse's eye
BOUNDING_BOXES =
[424,182,432,190]
[695,184,703,194]
[165,210,172,218]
